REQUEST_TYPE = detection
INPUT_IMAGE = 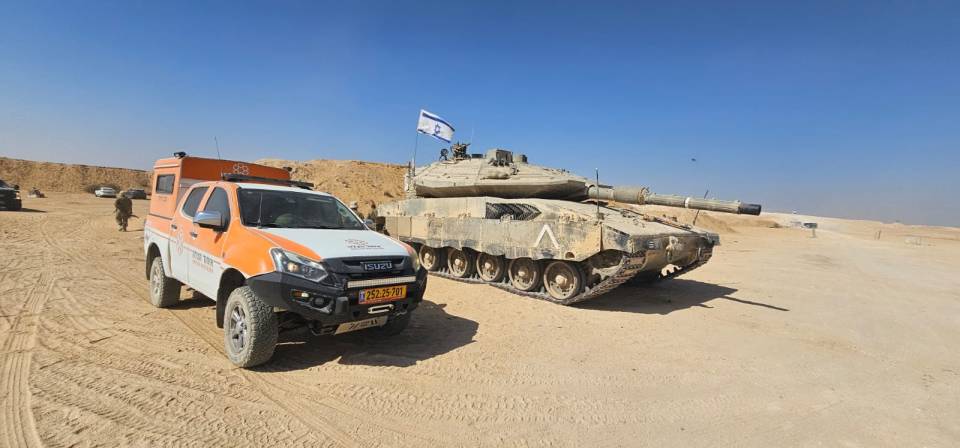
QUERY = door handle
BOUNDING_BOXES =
[170,223,178,230]
[189,231,198,238]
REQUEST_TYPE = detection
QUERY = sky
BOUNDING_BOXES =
[1,1,958,226]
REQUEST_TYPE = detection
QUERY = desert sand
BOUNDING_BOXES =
[1,192,959,447]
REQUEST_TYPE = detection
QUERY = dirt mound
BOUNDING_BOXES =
[256,159,405,216]
[0,157,150,193]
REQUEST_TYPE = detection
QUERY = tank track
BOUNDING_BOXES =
[426,253,647,306]
[427,252,708,305]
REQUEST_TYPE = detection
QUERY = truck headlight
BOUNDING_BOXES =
[270,248,329,283]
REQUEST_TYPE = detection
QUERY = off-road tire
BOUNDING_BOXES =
[223,286,278,368]
[149,257,181,308]
[9,200,22,211]
[371,312,411,337]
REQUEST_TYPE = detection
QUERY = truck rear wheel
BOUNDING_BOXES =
[149,257,181,308]
[223,286,278,368]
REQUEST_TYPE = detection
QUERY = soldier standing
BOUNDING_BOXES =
[349,201,363,219]
[114,194,133,231]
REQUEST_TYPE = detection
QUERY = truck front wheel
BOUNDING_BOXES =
[223,286,278,368]
[149,257,181,308]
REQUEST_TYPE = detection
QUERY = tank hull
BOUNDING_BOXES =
[379,197,719,304]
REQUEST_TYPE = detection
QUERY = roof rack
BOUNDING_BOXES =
[222,174,314,189]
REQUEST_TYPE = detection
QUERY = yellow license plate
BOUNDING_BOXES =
[359,285,407,304]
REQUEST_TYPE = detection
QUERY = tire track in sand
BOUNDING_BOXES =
[35,215,360,447]
[33,203,458,447]
[0,270,52,448]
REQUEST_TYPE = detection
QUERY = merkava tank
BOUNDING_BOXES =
[378,144,762,305]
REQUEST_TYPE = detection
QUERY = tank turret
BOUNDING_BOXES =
[411,147,761,215]
[381,146,763,305]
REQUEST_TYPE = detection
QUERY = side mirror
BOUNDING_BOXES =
[364,218,375,228]
[194,211,225,231]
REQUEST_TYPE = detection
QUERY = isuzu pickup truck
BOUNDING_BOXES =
[143,153,426,367]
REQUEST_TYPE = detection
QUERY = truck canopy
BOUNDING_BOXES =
[149,155,292,220]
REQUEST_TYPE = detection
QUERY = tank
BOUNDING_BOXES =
[378,145,762,305]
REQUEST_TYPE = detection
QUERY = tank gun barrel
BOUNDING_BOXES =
[587,186,762,215]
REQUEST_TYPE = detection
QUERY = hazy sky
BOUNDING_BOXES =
[1,1,958,225]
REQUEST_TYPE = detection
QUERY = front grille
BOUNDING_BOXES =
[327,256,407,281]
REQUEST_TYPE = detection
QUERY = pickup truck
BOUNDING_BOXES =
[143,153,427,367]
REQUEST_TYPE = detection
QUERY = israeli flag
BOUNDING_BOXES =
[416,109,455,143]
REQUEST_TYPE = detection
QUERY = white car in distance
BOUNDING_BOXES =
[94,186,117,198]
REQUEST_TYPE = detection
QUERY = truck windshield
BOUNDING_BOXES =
[237,189,365,230]
[0,180,8,188]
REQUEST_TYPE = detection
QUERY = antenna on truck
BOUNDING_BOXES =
[214,137,222,160]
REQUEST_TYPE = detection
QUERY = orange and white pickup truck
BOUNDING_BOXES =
[143,153,427,367]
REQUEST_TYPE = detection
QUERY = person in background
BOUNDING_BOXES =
[114,194,133,231]
[349,201,363,219]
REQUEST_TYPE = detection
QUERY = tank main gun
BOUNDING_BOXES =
[586,186,762,215]
[410,147,762,216]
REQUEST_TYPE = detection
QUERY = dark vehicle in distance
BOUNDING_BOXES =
[123,188,148,199]
[0,179,22,211]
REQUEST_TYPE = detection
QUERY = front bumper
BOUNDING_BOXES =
[247,268,427,325]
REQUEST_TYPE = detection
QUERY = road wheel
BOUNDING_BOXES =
[543,261,585,301]
[149,257,181,308]
[223,286,278,368]
[508,258,542,292]
[419,245,444,271]
[10,201,22,211]
[476,253,506,282]
[447,248,475,278]
[370,312,411,337]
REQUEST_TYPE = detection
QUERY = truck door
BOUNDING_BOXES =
[189,186,233,298]
[171,186,209,283]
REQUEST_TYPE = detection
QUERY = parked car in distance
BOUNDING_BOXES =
[123,188,148,199]
[0,179,22,211]
[94,186,117,198]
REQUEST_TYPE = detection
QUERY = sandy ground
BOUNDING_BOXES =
[1,194,958,447]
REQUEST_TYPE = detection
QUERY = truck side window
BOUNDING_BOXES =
[155,174,175,195]
[203,187,231,229]
[181,187,209,218]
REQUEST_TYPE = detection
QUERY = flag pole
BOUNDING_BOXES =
[412,131,420,175]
